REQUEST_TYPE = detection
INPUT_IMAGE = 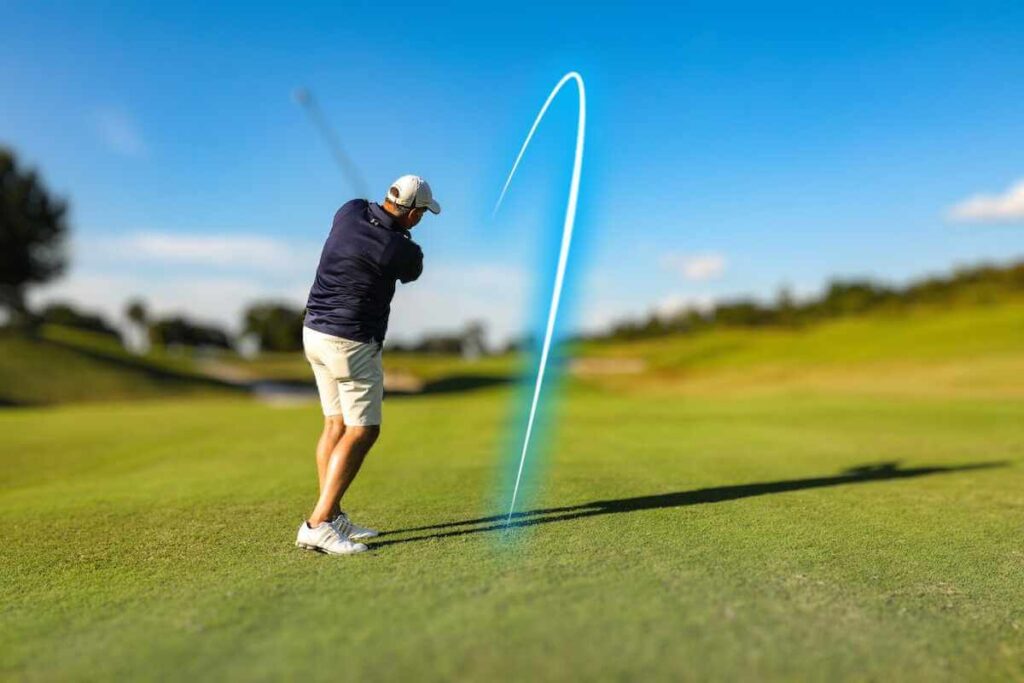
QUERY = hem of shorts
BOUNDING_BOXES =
[303,322,378,344]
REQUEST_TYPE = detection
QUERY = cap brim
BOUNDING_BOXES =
[426,199,441,215]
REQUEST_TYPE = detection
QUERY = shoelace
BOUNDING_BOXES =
[330,513,354,538]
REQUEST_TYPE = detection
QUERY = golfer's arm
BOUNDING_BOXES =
[397,246,423,284]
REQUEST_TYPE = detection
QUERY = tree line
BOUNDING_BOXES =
[0,145,491,356]
[30,298,492,357]
[4,144,1022,355]
[587,260,1024,343]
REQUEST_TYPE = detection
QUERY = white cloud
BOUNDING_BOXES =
[652,293,714,320]
[34,227,541,344]
[576,293,717,335]
[660,252,727,281]
[30,255,529,345]
[948,178,1024,223]
[93,108,147,157]
[577,303,631,335]
[108,232,317,272]
[29,270,307,333]
[31,230,735,345]
[30,231,319,333]
[388,264,527,346]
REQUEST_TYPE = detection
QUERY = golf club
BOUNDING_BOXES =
[293,86,370,199]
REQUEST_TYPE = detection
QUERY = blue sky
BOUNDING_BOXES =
[2,1,1023,344]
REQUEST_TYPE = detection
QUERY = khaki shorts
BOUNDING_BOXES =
[303,326,383,426]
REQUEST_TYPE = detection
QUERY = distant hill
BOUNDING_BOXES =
[594,260,1024,342]
[5,266,1023,406]
[0,326,243,406]
[575,298,1024,398]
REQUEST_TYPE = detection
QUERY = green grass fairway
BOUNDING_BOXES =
[2,378,1022,680]
[579,299,1024,398]
[0,326,240,406]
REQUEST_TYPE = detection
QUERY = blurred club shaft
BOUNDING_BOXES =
[293,87,370,200]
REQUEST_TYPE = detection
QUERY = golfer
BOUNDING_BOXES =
[295,175,440,555]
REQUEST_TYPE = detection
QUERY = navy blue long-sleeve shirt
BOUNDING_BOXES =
[304,199,423,343]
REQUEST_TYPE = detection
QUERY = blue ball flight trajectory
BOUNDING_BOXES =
[492,71,587,525]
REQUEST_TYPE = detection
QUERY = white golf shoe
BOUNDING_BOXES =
[331,510,379,540]
[295,520,368,555]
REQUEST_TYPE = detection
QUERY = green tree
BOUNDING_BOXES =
[150,316,231,350]
[775,285,799,327]
[242,303,304,352]
[123,298,151,354]
[125,299,148,327]
[39,302,120,339]
[0,147,69,325]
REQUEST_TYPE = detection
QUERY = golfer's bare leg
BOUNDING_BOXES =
[308,425,380,526]
[316,416,346,493]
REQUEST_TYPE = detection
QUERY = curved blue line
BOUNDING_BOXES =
[493,71,586,524]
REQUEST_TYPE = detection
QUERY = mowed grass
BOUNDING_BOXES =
[2,302,1024,680]
[2,384,1023,680]
[579,299,1024,398]
[0,327,239,406]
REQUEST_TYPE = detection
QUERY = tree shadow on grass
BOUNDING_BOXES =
[369,461,1007,550]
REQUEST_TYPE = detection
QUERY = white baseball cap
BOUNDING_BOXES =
[387,174,441,214]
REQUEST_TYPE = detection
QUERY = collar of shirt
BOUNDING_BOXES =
[367,201,407,233]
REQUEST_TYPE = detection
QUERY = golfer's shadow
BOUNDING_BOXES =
[369,461,1006,549]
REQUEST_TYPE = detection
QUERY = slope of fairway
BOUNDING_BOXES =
[579,300,1024,398]
[2,382,1022,680]
[0,328,240,405]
